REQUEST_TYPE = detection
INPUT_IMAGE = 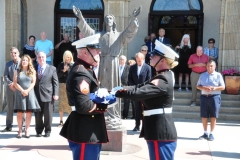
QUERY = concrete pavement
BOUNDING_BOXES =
[0,112,240,160]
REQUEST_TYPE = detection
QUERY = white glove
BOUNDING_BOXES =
[110,86,123,95]
[95,88,110,98]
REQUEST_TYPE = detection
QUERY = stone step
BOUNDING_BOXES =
[173,98,240,107]
[173,105,240,114]
[174,91,240,100]
[173,111,240,122]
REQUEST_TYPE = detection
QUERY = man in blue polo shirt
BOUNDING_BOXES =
[197,60,225,141]
[35,32,54,64]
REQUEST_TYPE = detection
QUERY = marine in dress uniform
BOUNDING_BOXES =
[60,34,109,160]
[115,40,179,160]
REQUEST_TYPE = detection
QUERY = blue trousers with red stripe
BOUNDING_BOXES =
[68,141,102,160]
[147,140,177,160]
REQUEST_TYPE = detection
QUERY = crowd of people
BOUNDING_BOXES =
[2,24,224,159]
[142,28,224,144]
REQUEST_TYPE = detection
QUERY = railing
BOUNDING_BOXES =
[0,76,5,112]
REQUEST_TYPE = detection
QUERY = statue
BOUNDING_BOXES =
[73,5,141,129]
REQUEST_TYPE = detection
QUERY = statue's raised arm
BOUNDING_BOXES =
[132,5,142,19]
[73,6,95,37]
[73,6,83,20]
[108,6,142,57]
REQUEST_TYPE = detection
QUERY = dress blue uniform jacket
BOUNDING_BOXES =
[60,59,108,143]
[116,70,177,141]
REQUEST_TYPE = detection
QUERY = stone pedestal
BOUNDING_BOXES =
[102,127,127,152]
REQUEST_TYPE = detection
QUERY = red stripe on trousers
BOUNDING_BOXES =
[154,141,160,160]
[80,143,85,160]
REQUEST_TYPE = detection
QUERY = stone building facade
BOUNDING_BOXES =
[0,0,239,78]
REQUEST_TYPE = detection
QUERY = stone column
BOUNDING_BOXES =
[103,0,129,57]
[5,0,21,60]
[218,0,240,72]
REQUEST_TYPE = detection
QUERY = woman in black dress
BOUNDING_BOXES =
[22,35,36,65]
[57,50,74,126]
[175,34,192,91]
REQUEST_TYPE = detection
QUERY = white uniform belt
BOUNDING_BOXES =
[143,108,172,116]
[71,106,76,111]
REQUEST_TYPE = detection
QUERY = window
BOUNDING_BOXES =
[153,0,200,11]
[59,0,103,10]
[85,18,100,32]
[60,17,77,41]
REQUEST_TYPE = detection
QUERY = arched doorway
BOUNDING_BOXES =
[149,0,204,87]
[54,0,104,66]
[149,0,203,50]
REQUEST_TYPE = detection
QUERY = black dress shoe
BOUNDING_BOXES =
[2,127,12,132]
[16,135,22,139]
[44,133,50,137]
[36,134,42,137]
[132,127,139,131]
[25,135,30,138]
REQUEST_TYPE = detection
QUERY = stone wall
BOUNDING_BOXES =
[5,0,21,61]
[202,0,221,48]
[128,0,151,59]
[218,0,240,72]
[0,0,6,112]
[0,0,6,77]
[26,0,55,62]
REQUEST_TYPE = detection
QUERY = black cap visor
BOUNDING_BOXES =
[86,43,101,49]
[151,49,165,57]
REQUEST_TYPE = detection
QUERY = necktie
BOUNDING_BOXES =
[38,67,43,79]
[160,38,163,43]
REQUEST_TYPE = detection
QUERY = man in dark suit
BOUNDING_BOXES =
[2,47,25,132]
[140,45,156,77]
[145,33,156,53]
[128,52,151,131]
[119,55,130,119]
[156,28,171,45]
[34,52,59,137]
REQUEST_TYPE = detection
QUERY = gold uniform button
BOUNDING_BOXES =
[92,115,94,118]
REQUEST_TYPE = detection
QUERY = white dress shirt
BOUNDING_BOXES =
[159,37,164,43]
[93,66,99,77]
[137,64,143,77]
[119,65,124,77]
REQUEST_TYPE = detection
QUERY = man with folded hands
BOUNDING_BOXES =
[197,60,225,141]
[60,34,114,160]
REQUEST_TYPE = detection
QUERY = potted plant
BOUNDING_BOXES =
[222,68,240,95]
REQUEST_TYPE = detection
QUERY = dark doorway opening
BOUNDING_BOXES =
[54,0,104,67]
[149,0,204,88]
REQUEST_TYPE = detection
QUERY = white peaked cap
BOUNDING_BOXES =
[72,33,101,49]
[152,40,179,60]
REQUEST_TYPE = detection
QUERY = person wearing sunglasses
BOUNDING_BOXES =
[203,38,218,68]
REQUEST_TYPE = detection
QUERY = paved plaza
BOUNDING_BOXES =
[0,112,239,160]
